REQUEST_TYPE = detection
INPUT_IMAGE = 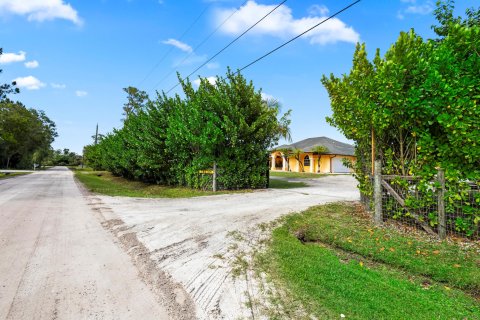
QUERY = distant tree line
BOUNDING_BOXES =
[84,69,291,190]
[48,148,82,167]
[0,49,57,169]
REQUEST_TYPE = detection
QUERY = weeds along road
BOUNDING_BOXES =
[0,167,170,320]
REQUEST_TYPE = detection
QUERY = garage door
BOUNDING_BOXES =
[332,157,350,173]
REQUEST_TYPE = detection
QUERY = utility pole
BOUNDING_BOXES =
[94,123,99,145]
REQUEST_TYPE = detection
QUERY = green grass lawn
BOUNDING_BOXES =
[268,178,308,189]
[255,202,480,319]
[73,169,250,198]
[0,172,31,180]
[269,171,326,179]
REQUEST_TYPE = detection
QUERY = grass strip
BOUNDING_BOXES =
[269,171,326,179]
[269,179,308,189]
[73,169,249,198]
[0,172,31,180]
[255,202,480,319]
[286,203,480,293]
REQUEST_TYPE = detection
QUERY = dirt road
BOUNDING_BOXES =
[90,175,360,319]
[0,167,171,319]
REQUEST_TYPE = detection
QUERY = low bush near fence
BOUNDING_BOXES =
[375,165,480,239]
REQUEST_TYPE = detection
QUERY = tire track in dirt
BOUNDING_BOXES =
[84,192,197,320]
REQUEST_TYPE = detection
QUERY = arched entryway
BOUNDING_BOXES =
[275,155,283,169]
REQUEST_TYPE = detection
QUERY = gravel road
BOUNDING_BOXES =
[0,167,359,320]
[90,174,360,319]
[0,167,170,320]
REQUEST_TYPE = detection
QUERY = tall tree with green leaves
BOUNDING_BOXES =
[322,0,480,233]
[311,145,329,173]
[0,48,19,101]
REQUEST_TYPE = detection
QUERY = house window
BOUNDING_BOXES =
[304,155,310,167]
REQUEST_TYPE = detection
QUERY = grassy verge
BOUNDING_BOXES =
[255,202,480,319]
[73,169,250,198]
[0,172,31,180]
[269,179,308,189]
[269,171,326,179]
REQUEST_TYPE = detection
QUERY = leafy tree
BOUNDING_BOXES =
[292,148,304,172]
[311,145,329,173]
[88,69,291,190]
[49,148,82,166]
[0,48,20,100]
[0,100,57,168]
[277,147,293,171]
[321,0,480,233]
[122,86,149,119]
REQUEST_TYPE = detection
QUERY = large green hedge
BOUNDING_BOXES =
[84,70,290,190]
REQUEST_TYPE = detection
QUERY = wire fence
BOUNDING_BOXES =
[378,173,479,239]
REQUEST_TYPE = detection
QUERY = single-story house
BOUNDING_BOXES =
[270,137,356,174]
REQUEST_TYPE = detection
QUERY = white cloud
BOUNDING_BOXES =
[24,60,39,68]
[215,1,359,45]
[0,51,26,64]
[206,62,220,69]
[308,4,329,16]
[261,92,275,101]
[173,53,207,67]
[13,75,45,90]
[162,38,193,53]
[398,0,434,19]
[0,0,83,25]
[405,2,434,15]
[51,83,66,89]
[75,90,87,97]
[192,76,217,88]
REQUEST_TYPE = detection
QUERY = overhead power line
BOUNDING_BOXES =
[236,0,362,74]
[151,0,249,91]
[138,4,211,87]
[165,0,288,94]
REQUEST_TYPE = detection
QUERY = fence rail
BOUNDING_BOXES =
[373,160,479,240]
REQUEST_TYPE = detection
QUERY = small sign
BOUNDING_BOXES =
[199,169,214,174]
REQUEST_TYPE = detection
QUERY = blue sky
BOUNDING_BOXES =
[0,0,478,153]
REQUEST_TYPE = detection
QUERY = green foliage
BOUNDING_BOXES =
[84,69,291,190]
[73,169,241,198]
[0,99,57,168]
[268,178,308,189]
[48,148,82,166]
[269,171,325,179]
[321,1,480,231]
[0,48,56,169]
[0,48,20,100]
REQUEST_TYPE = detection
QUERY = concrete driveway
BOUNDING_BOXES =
[88,174,360,319]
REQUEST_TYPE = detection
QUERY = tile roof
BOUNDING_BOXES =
[275,136,355,156]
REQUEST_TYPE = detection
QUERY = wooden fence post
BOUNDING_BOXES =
[437,168,446,239]
[374,160,383,226]
[213,162,217,192]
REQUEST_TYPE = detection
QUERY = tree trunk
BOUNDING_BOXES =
[399,127,406,176]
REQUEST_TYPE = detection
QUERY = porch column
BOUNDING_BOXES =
[310,155,314,173]
[282,153,286,171]
[270,154,275,170]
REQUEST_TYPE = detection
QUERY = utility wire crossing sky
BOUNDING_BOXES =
[1,0,477,153]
